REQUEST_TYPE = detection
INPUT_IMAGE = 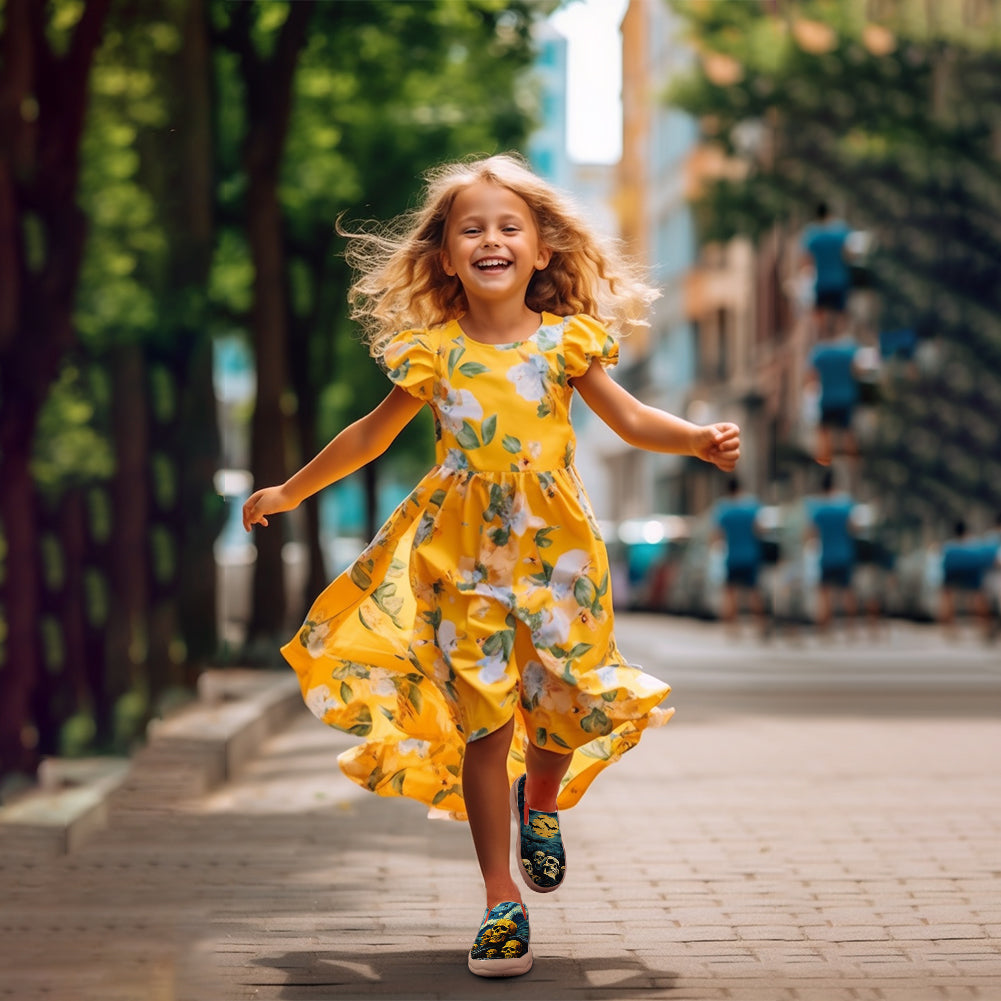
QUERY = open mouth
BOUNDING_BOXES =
[475,258,512,272]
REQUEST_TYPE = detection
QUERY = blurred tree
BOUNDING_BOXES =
[0,0,113,777]
[669,0,1001,540]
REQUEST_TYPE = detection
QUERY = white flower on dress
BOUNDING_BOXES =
[506,354,549,402]
[368,667,398,697]
[521,660,574,713]
[302,619,331,657]
[477,650,509,685]
[397,738,431,757]
[533,599,576,648]
[442,448,469,472]
[494,489,546,542]
[535,322,563,352]
[550,549,593,598]
[436,618,459,667]
[305,685,340,719]
[438,384,483,432]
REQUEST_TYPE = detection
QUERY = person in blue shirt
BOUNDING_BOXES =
[713,477,767,636]
[805,469,858,633]
[807,331,861,468]
[940,519,997,640]
[802,201,853,340]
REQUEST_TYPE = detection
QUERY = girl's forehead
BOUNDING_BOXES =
[448,180,534,219]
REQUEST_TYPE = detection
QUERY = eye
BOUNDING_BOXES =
[461,227,481,235]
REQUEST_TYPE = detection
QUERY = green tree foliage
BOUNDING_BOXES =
[669,0,1001,536]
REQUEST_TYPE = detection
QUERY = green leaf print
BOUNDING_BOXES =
[432,787,451,806]
[346,705,373,737]
[429,489,447,508]
[502,434,522,454]
[581,707,613,736]
[446,763,461,777]
[340,681,352,704]
[372,582,404,628]
[458,361,489,377]
[566,642,594,660]
[535,727,548,746]
[574,577,597,609]
[447,345,464,376]
[379,706,395,721]
[389,770,407,795]
[350,563,372,589]
[601,690,618,702]
[481,413,497,445]
[407,683,423,713]
[550,732,571,749]
[536,399,551,418]
[489,526,511,547]
[534,527,556,548]
[456,421,480,450]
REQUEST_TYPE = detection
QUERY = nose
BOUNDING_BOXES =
[481,227,501,246]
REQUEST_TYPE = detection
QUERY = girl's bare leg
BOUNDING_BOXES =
[462,717,522,908]
[524,740,572,813]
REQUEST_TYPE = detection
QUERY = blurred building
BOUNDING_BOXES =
[526,19,572,192]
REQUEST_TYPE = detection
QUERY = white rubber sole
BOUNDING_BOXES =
[468,948,534,978]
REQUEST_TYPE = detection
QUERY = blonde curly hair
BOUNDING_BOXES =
[342,153,659,358]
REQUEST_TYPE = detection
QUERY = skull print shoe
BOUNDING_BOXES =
[467,901,533,977]
[510,774,566,893]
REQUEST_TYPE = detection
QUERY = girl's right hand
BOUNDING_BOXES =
[242,485,297,531]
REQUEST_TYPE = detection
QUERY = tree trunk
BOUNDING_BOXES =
[0,0,113,778]
[230,0,316,645]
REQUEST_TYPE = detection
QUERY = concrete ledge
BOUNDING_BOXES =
[145,669,303,788]
[0,758,131,855]
[0,669,303,856]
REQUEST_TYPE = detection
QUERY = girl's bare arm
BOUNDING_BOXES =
[242,386,424,530]
[572,360,741,471]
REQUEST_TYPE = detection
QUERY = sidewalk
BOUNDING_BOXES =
[2,616,1000,1000]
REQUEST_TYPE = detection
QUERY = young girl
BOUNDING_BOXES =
[242,153,740,978]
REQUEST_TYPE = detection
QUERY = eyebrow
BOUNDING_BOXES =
[453,213,526,226]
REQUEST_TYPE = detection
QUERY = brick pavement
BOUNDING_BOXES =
[2,616,1000,1001]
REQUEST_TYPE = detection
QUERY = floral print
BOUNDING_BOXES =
[281,314,673,820]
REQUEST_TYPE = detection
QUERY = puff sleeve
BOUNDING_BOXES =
[562,314,620,379]
[381,329,438,402]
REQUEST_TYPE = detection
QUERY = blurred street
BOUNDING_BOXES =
[2,614,1000,1001]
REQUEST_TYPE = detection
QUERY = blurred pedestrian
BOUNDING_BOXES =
[801,201,853,341]
[806,327,862,468]
[712,476,767,638]
[806,469,858,634]
[241,154,741,978]
[940,519,994,641]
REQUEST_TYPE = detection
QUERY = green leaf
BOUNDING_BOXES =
[458,361,489,377]
[455,421,480,450]
[534,527,555,548]
[550,732,571,749]
[566,642,594,660]
[340,681,352,703]
[350,563,372,589]
[574,577,597,608]
[535,726,548,746]
[447,346,464,376]
[481,413,497,444]
[502,434,522,453]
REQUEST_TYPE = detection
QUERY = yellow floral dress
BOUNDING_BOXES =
[281,313,673,820]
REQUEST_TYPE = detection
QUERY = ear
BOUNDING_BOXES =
[441,250,456,277]
[535,246,552,271]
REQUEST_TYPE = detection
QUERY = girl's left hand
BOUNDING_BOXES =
[694,422,741,471]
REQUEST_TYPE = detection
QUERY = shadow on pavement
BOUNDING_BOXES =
[252,948,677,999]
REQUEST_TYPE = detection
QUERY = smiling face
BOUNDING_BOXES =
[440,181,551,309]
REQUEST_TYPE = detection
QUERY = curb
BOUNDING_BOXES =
[0,668,303,856]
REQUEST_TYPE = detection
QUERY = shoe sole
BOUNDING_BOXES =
[467,948,534,977]
[510,778,565,894]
